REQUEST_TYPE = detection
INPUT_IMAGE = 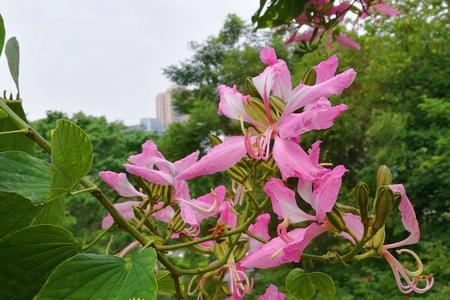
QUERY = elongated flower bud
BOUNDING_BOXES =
[244,77,261,98]
[376,165,392,189]
[233,239,250,261]
[372,227,386,251]
[373,187,395,232]
[214,240,229,260]
[326,207,347,233]
[301,66,316,85]
[354,182,369,224]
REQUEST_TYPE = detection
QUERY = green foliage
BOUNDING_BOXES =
[155,270,177,297]
[0,151,49,203]
[252,0,307,29]
[0,14,5,57]
[37,248,158,300]
[5,37,20,94]
[0,225,81,300]
[286,268,335,300]
[0,100,35,153]
[0,191,36,237]
[49,119,93,195]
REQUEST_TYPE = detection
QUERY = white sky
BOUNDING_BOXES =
[0,0,257,125]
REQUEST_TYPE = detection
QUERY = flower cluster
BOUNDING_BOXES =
[287,0,398,51]
[99,47,432,298]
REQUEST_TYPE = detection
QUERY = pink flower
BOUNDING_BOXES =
[178,185,227,226]
[99,171,145,198]
[247,213,271,254]
[257,284,285,300]
[372,3,398,17]
[342,184,433,294]
[125,139,199,185]
[179,48,355,182]
[240,223,327,269]
[102,201,139,229]
[336,33,361,50]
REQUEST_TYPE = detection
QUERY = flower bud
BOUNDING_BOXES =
[354,182,369,224]
[372,187,394,232]
[244,77,261,98]
[244,97,271,127]
[214,240,229,261]
[168,211,185,232]
[232,239,250,261]
[301,66,316,86]
[371,227,386,251]
[376,165,392,189]
[326,207,347,233]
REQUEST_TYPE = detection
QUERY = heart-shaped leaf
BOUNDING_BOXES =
[0,225,81,300]
[37,248,158,300]
[0,151,50,204]
[47,119,93,202]
[0,191,37,237]
[286,268,335,300]
[286,268,315,300]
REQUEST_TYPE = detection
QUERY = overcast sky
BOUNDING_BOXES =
[0,0,257,125]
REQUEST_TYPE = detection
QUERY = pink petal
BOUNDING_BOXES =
[152,204,176,223]
[282,223,327,263]
[260,47,278,66]
[273,136,326,181]
[278,98,348,138]
[173,150,199,175]
[314,55,338,84]
[217,85,251,123]
[373,4,398,17]
[283,68,356,116]
[341,213,364,243]
[326,1,351,16]
[176,136,247,180]
[264,178,315,223]
[240,236,288,269]
[336,33,361,50]
[312,165,347,222]
[179,201,199,226]
[384,184,420,249]
[128,140,165,167]
[99,171,145,198]
[102,201,139,229]
[257,284,286,300]
[308,140,322,165]
[248,213,271,254]
[219,202,237,228]
[124,164,173,185]
[253,58,292,102]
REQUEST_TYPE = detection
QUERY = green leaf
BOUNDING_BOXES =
[252,0,307,29]
[0,225,81,300]
[33,197,65,225]
[37,248,158,300]
[47,119,93,202]
[0,151,50,204]
[0,191,37,237]
[310,272,336,300]
[5,37,20,94]
[0,100,35,154]
[286,268,336,300]
[0,108,8,119]
[0,14,5,57]
[156,270,177,296]
[286,268,315,300]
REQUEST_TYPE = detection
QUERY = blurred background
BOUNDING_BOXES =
[1,0,449,299]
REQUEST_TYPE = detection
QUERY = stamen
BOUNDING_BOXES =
[277,218,295,244]
[396,249,424,276]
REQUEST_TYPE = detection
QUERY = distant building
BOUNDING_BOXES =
[127,117,164,133]
[156,85,188,127]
